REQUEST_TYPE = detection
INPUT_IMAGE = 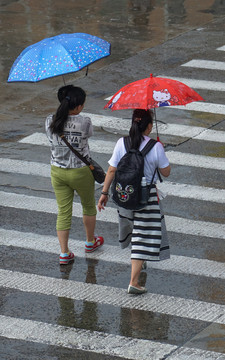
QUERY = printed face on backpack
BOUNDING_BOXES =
[116,183,134,202]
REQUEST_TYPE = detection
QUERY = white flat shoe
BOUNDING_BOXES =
[128,285,147,295]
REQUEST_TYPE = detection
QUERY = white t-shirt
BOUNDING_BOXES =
[108,135,169,183]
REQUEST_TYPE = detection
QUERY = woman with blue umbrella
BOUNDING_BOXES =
[45,85,104,264]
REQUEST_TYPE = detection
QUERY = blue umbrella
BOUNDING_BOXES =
[7,33,111,83]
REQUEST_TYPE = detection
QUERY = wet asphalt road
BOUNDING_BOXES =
[0,1,225,359]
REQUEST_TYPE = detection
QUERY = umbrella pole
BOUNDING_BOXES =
[154,108,160,142]
[62,75,66,85]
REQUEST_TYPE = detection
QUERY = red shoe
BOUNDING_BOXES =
[59,252,75,265]
[85,236,104,253]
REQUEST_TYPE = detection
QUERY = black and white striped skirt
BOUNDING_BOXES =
[118,185,170,261]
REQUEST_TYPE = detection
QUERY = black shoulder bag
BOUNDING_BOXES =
[60,135,105,184]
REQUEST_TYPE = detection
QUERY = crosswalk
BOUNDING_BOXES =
[1,43,225,359]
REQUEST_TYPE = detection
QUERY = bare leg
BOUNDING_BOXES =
[130,259,144,288]
[83,215,96,242]
[57,230,70,253]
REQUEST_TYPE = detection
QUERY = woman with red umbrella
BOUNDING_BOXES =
[98,109,171,294]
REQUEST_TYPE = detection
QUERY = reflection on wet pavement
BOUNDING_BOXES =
[1,0,225,118]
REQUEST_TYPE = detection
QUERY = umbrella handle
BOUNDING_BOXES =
[153,108,159,140]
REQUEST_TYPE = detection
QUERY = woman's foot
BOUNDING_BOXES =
[85,235,104,253]
[127,285,147,294]
[59,251,74,265]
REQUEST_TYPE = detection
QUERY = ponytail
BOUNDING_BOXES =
[50,85,86,135]
[129,109,153,149]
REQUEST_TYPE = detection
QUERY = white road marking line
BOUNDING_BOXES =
[0,229,225,279]
[1,156,225,202]
[167,347,224,360]
[1,268,225,323]
[19,122,225,147]
[170,102,225,115]
[158,76,225,92]
[1,316,223,360]
[1,153,225,204]
[0,187,225,240]
[167,151,225,170]
[182,59,225,71]
[19,132,116,154]
[158,181,225,203]
[1,145,225,180]
[0,315,177,360]
[217,45,225,51]
[195,128,225,142]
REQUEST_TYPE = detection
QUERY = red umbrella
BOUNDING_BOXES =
[104,74,205,140]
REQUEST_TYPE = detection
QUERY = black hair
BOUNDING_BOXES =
[50,85,86,135]
[129,109,153,149]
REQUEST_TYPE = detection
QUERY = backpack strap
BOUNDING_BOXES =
[141,138,157,156]
[123,136,131,152]
[123,137,157,155]
[141,139,163,183]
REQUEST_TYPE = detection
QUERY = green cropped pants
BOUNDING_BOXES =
[51,165,97,231]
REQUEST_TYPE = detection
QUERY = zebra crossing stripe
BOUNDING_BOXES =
[0,268,225,323]
[182,59,225,71]
[158,181,225,203]
[84,111,225,134]
[170,102,225,115]
[1,147,225,176]
[0,191,224,240]
[1,158,224,203]
[0,315,176,360]
[217,45,225,51]
[0,229,224,279]
[157,76,225,92]
[0,315,222,360]
[19,124,225,146]
[167,151,225,170]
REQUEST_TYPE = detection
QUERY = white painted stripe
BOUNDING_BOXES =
[1,151,225,179]
[167,150,225,170]
[217,45,225,51]
[1,228,225,280]
[0,315,176,360]
[195,128,225,142]
[170,102,225,115]
[167,347,224,360]
[158,181,225,203]
[1,316,223,360]
[19,132,116,154]
[0,192,224,240]
[21,126,225,147]
[159,76,225,92]
[20,128,224,151]
[182,59,225,71]
[28,113,225,142]
[1,268,225,323]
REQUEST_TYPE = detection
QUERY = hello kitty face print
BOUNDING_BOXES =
[153,89,171,107]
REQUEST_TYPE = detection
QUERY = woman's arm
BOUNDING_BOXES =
[159,165,171,177]
[97,165,117,211]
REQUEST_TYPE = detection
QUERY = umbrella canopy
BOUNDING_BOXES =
[8,33,111,83]
[104,74,204,111]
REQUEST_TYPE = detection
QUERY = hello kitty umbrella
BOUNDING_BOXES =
[104,74,204,140]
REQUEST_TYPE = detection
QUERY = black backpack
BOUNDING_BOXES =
[112,137,158,210]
